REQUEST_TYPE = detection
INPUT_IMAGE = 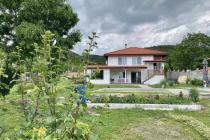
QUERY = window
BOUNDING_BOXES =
[119,72,126,78]
[118,57,127,65]
[132,57,142,65]
[91,70,104,79]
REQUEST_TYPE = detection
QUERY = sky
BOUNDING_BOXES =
[69,0,210,55]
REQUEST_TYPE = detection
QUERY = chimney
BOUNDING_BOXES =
[125,43,128,48]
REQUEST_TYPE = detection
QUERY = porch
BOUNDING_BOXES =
[110,69,142,84]
[86,65,164,85]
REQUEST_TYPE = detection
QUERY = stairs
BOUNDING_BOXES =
[144,75,165,85]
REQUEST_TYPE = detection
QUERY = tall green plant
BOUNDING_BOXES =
[0,0,81,98]
[11,31,91,139]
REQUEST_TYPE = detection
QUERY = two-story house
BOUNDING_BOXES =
[85,47,168,85]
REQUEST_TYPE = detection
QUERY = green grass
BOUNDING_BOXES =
[83,109,207,140]
[150,84,200,89]
[92,84,140,90]
[84,98,210,139]
[1,94,210,139]
[91,91,171,95]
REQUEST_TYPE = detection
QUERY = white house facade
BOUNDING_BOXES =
[85,47,168,85]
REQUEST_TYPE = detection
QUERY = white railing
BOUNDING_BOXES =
[110,78,128,84]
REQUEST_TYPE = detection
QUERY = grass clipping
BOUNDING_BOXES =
[169,114,210,139]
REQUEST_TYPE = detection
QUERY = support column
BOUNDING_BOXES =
[125,69,127,83]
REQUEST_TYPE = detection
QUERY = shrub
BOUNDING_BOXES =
[100,96,110,103]
[189,88,199,102]
[160,79,177,88]
[154,95,160,100]
[92,94,191,104]
[160,80,167,88]
[179,91,183,99]
[190,79,203,86]
[186,76,192,85]
[125,94,138,103]
[168,80,175,87]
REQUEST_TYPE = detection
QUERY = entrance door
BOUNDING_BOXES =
[131,72,141,84]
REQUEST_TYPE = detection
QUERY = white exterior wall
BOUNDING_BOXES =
[141,69,148,82]
[108,55,154,66]
[146,63,155,69]
[88,69,110,84]
[87,55,165,84]
[110,69,142,84]
[141,56,154,65]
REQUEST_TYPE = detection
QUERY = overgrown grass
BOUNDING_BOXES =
[82,109,207,140]
[1,94,210,139]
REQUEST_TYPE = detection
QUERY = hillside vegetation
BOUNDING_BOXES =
[148,45,176,53]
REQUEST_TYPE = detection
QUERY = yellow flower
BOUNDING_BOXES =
[37,127,47,138]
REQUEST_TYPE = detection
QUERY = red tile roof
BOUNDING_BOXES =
[85,65,147,69]
[104,47,168,56]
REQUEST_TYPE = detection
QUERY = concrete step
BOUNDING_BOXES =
[144,75,165,85]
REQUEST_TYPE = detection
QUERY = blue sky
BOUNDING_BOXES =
[69,0,210,55]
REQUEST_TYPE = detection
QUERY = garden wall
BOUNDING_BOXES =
[166,69,210,80]
[88,103,202,111]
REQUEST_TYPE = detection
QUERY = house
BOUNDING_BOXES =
[85,47,168,85]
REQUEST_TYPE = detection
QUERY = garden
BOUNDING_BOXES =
[1,0,210,140]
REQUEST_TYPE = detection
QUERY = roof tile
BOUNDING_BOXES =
[104,47,168,56]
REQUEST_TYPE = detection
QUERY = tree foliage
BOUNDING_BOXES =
[11,31,91,139]
[168,33,210,70]
[0,0,81,97]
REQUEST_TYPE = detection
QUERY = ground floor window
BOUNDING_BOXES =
[91,70,104,79]
[119,72,126,78]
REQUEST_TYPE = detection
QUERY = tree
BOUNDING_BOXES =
[10,31,91,139]
[0,0,81,97]
[168,33,210,70]
[0,0,80,53]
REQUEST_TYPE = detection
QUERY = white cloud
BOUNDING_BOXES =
[69,0,210,55]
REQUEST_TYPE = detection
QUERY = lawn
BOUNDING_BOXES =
[92,84,140,90]
[150,83,202,89]
[1,93,210,139]
[83,108,209,140]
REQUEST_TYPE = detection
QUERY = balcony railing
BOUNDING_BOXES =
[110,78,128,84]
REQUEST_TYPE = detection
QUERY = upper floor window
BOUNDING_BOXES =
[118,57,127,65]
[132,57,142,65]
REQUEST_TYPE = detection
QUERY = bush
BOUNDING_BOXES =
[92,94,191,104]
[168,80,175,87]
[160,80,167,88]
[100,96,110,103]
[190,79,203,86]
[189,88,199,102]
[179,91,183,99]
[154,95,160,100]
[186,76,192,85]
